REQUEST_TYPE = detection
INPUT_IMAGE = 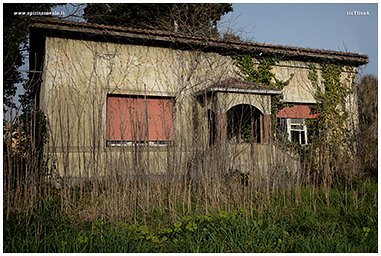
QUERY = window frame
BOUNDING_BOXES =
[278,117,308,145]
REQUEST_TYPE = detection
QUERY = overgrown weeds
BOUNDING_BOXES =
[4,177,377,253]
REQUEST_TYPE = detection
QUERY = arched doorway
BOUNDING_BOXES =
[226,104,262,143]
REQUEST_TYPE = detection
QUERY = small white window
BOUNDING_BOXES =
[288,118,307,145]
[278,118,308,145]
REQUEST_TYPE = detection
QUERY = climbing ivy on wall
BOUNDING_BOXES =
[307,62,356,183]
[308,63,354,142]
[231,51,294,136]
[229,49,358,188]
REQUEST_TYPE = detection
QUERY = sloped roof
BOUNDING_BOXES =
[29,17,368,66]
[195,78,281,96]
[277,104,318,119]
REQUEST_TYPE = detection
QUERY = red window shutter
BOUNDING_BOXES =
[146,98,173,141]
[107,95,173,142]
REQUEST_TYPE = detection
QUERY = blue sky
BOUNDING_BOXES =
[220,3,378,78]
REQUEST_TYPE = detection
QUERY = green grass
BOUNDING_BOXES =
[4,179,378,253]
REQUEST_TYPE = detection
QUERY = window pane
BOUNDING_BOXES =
[301,131,306,144]
[291,131,300,143]
[291,118,303,124]
[291,125,303,130]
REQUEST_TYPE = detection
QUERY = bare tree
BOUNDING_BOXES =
[357,75,378,178]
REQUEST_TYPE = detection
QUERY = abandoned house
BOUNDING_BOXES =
[28,17,368,184]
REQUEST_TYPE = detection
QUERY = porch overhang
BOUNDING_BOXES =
[195,78,281,96]
[195,86,282,96]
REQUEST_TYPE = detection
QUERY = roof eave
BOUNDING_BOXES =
[29,19,369,67]
[195,87,281,96]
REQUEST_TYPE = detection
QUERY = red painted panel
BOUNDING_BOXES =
[263,114,271,143]
[277,105,318,119]
[147,97,173,141]
[106,95,173,141]
[216,112,227,142]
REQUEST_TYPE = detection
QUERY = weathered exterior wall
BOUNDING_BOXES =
[255,59,358,135]
[274,60,317,103]
[252,59,357,105]
[40,35,355,181]
[40,36,243,178]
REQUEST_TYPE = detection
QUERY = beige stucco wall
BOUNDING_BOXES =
[251,59,357,104]
[274,60,317,103]
[214,92,272,115]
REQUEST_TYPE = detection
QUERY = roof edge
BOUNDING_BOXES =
[29,17,369,66]
[198,87,282,95]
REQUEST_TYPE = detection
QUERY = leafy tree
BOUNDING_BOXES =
[83,3,233,37]
[83,3,172,30]
[3,3,59,111]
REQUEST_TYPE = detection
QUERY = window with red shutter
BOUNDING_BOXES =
[106,95,173,145]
